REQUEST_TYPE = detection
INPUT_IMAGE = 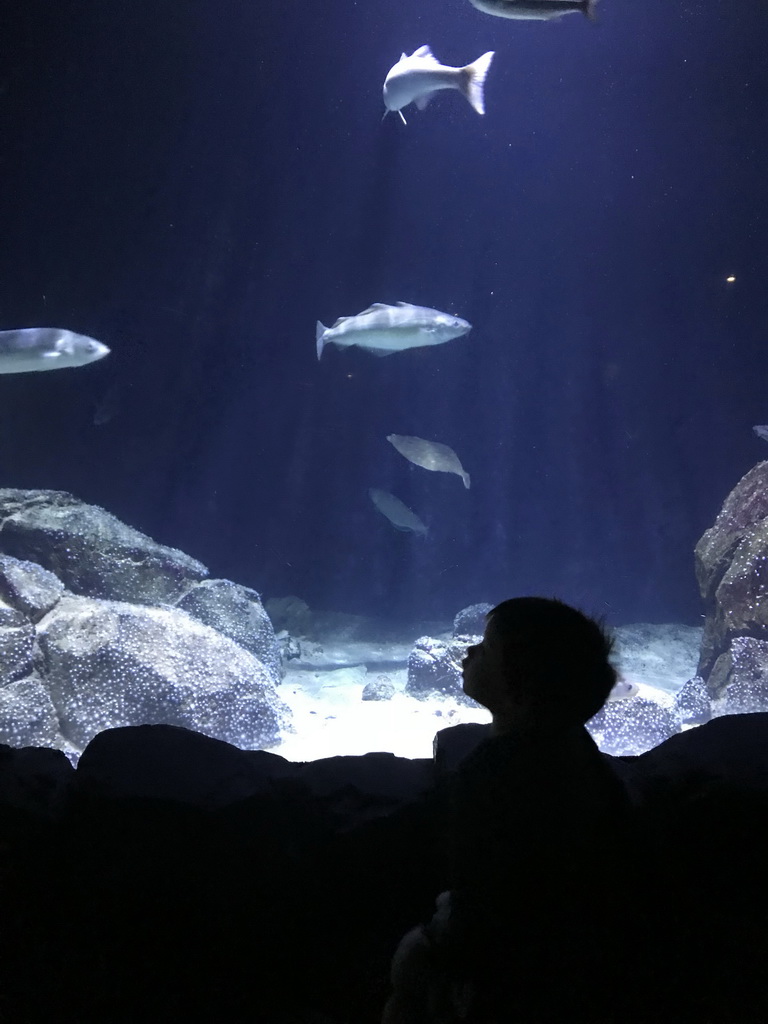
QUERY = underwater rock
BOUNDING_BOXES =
[362,676,396,701]
[36,594,290,751]
[177,579,282,686]
[0,488,208,606]
[452,602,492,637]
[0,600,36,684]
[707,636,768,717]
[587,695,680,757]
[0,554,64,622]
[406,635,481,706]
[0,676,63,749]
[694,462,768,678]
[674,675,712,726]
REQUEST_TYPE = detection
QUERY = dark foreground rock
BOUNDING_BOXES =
[1,719,768,1023]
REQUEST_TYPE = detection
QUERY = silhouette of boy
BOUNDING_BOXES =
[383,597,636,1024]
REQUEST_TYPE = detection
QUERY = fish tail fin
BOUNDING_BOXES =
[585,0,598,20]
[316,322,327,361]
[462,51,494,116]
[462,471,471,490]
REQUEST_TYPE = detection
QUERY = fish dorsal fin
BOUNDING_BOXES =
[357,303,391,315]
[395,301,419,308]
[331,315,352,327]
[411,45,438,63]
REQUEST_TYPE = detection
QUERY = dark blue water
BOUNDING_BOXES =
[0,0,766,625]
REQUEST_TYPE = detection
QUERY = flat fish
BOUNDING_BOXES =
[369,488,428,536]
[386,434,470,489]
[316,302,470,360]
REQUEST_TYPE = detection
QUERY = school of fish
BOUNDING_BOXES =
[319,0,600,535]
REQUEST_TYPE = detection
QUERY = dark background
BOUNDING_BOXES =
[0,0,765,626]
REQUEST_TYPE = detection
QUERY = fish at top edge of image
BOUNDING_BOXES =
[467,0,598,21]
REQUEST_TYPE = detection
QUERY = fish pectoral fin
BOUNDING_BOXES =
[367,348,398,357]
[414,93,434,110]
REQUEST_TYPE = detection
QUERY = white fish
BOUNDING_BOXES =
[383,46,494,125]
[369,488,428,536]
[0,328,109,374]
[387,434,470,489]
[607,677,639,702]
[316,302,470,360]
[468,0,596,19]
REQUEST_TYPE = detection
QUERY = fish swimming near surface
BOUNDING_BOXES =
[369,488,428,536]
[0,328,110,374]
[753,425,768,442]
[316,303,470,360]
[467,0,596,20]
[387,434,471,489]
[383,46,494,124]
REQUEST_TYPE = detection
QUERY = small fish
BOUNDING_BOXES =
[383,46,494,125]
[753,425,768,442]
[369,488,428,536]
[607,677,639,702]
[316,302,470,360]
[387,434,470,489]
[0,328,109,374]
[468,0,596,20]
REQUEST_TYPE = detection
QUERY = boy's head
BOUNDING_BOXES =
[462,597,616,727]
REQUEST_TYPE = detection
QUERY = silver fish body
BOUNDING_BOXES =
[387,433,470,489]
[383,46,494,122]
[316,302,470,360]
[0,328,110,374]
[369,488,428,536]
[468,0,595,20]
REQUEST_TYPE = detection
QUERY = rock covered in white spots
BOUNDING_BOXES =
[406,635,481,706]
[0,554,64,621]
[452,603,492,637]
[362,676,396,701]
[36,594,291,751]
[587,694,680,756]
[0,676,63,748]
[708,636,768,717]
[674,675,711,725]
[0,599,36,684]
[0,488,208,605]
[177,579,282,686]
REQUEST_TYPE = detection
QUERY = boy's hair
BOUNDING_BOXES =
[487,597,616,724]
